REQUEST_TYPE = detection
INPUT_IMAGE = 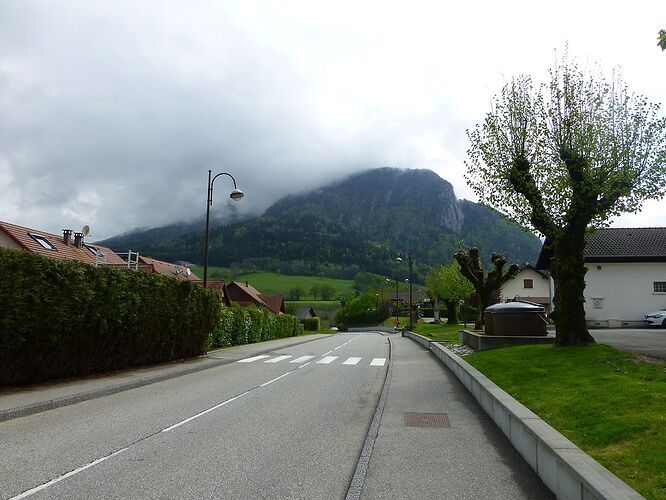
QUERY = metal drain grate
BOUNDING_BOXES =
[404,412,450,428]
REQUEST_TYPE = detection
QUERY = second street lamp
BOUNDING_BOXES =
[203,170,244,288]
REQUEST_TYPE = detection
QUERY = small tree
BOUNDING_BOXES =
[467,56,666,345]
[659,29,666,51]
[288,286,305,301]
[426,262,474,324]
[310,284,320,301]
[454,248,519,329]
[320,284,336,300]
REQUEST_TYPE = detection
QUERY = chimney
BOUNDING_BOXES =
[62,229,73,245]
[73,232,83,248]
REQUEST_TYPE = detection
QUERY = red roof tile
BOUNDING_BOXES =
[0,220,126,266]
[138,256,200,281]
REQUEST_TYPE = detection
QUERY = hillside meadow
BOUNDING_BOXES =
[191,267,355,299]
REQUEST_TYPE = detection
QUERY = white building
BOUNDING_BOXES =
[500,265,553,314]
[536,227,666,328]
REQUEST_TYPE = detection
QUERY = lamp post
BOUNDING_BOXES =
[203,170,244,288]
[397,249,414,330]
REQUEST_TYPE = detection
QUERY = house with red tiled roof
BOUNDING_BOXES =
[0,220,126,266]
[138,256,200,281]
[226,281,285,314]
[536,227,666,327]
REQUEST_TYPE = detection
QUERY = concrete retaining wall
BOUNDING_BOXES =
[461,330,555,351]
[405,331,643,500]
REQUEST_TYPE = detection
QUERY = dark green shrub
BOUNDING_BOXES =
[299,317,320,331]
[209,305,304,350]
[0,248,221,386]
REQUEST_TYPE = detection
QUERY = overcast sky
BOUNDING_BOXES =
[1,1,665,240]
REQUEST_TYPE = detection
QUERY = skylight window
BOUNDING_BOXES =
[85,244,100,256]
[29,233,57,251]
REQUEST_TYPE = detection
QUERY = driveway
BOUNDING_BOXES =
[590,328,666,360]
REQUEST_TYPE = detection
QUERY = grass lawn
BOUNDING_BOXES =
[412,322,463,342]
[191,267,355,299]
[465,344,666,499]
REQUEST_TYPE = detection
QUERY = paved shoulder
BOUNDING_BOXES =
[360,337,552,499]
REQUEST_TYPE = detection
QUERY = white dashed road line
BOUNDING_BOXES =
[290,355,315,363]
[238,355,270,363]
[264,355,292,363]
[317,356,338,364]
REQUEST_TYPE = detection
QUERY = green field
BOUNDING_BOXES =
[191,267,355,299]
[466,345,666,499]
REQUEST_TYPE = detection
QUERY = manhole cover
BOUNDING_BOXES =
[404,412,450,428]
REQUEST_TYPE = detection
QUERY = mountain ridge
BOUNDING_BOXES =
[100,167,541,281]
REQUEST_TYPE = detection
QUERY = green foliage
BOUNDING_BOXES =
[299,317,320,331]
[353,271,385,292]
[465,54,666,344]
[319,284,336,300]
[209,304,304,349]
[288,286,306,300]
[335,292,388,328]
[426,261,474,303]
[0,248,221,386]
[309,283,320,300]
[467,345,666,498]
[659,29,666,51]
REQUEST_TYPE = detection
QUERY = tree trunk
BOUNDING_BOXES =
[551,230,596,346]
[444,300,457,324]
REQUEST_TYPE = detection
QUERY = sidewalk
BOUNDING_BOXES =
[0,333,332,422]
[360,335,553,499]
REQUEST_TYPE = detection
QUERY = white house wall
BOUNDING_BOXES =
[584,262,666,327]
[500,269,551,305]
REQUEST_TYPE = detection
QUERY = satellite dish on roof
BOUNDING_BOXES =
[82,225,91,236]
[186,268,192,276]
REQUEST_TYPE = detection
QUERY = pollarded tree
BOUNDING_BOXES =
[453,248,520,329]
[466,57,666,345]
[426,261,474,324]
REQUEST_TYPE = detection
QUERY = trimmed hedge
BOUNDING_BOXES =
[299,317,320,331]
[210,304,304,349]
[0,248,222,386]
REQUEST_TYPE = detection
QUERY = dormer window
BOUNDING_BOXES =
[29,233,57,251]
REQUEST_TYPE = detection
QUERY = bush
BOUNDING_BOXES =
[299,317,320,331]
[335,292,388,329]
[0,248,222,386]
[209,304,304,350]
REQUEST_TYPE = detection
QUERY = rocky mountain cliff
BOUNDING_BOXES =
[101,167,541,281]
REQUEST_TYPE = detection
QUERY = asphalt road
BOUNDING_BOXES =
[591,328,666,360]
[0,332,550,499]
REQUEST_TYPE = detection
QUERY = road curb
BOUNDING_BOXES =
[405,331,644,500]
[0,334,332,423]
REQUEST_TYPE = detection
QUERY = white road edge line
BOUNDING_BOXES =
[260,371,292,387]
[9,447,129,500]
[10,352,317,499]
[161,391,251,432]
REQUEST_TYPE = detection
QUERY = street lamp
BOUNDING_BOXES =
[397,250,414,330]
[203,170,244,288]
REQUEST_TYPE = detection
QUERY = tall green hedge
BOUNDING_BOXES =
[299,317,320,331]
[0,248,221,386]
[209,304,304,349]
